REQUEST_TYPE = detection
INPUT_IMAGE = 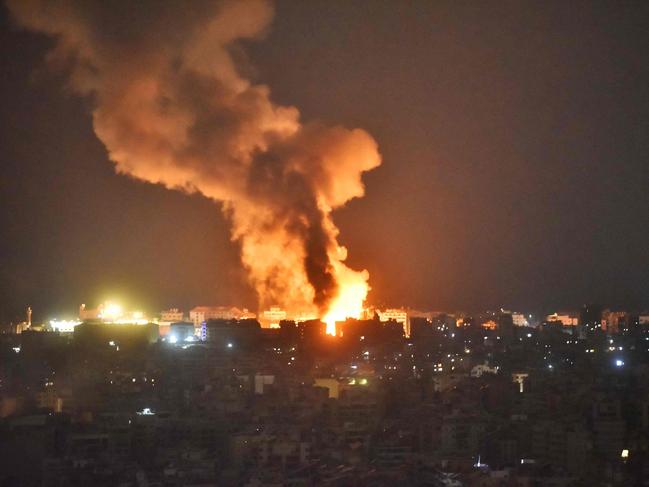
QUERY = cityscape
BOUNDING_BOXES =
[1,0,648,486]
[2,303,649,485]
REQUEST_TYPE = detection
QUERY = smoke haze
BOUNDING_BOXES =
[7,0,380,319]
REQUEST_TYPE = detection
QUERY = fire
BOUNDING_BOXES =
[322,258,369,335]
[10,0,381,330]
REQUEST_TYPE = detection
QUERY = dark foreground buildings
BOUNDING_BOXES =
[2,312,649,486]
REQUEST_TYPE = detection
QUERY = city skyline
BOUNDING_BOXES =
[1,2,649,484]
[1,1,648,321]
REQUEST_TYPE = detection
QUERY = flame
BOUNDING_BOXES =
[9,0,381,327]
[322,255,369,335]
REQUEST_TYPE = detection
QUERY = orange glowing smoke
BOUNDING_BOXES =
[9,0,380,326]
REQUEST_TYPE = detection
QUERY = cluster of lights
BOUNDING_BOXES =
[49,319,82,333]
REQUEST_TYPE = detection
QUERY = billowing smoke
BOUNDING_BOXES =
[8,0,380,324]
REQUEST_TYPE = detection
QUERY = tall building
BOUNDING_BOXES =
[579,304,602,336]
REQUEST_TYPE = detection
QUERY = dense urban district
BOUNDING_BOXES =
[2,304,649,486]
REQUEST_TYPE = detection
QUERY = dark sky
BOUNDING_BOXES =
[1,0,648,322]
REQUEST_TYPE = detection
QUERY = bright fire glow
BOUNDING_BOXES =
[322,263,369,334]
[9,1,381,331]
[100,301,123,321]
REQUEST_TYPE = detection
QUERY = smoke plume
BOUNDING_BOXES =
[8,0,381,322]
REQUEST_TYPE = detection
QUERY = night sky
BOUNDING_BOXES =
[1,0,648,322]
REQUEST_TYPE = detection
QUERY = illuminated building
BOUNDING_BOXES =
[49,319,82,333]
[500,309,530,327]
[160,308,184,322]
[377,308,409,337]
[261,306,287,328]
[512,313,529,327]
[189,306,255,328]
[511,372,529,393]
[15,306,33,334]
[158,308,184,336]
[545,312,579,327]
[602,309,632,334]
[471,363,499,377]
[481,319,497,330]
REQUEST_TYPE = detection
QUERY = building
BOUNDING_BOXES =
[48,320,81,333]
[160,308,184,322]
[201,318,262,348]
[471,363,499,378]
[545,312,579,327]
[189,306,254,329]
[169,322,195,343]
[73,322,159,345]
[261,307,287,328]
[579,304,602,336]
[512,313,529,327]
[377,308,409,337]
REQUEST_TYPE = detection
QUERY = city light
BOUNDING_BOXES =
[2,1,647,484]
[49,319,82,333]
